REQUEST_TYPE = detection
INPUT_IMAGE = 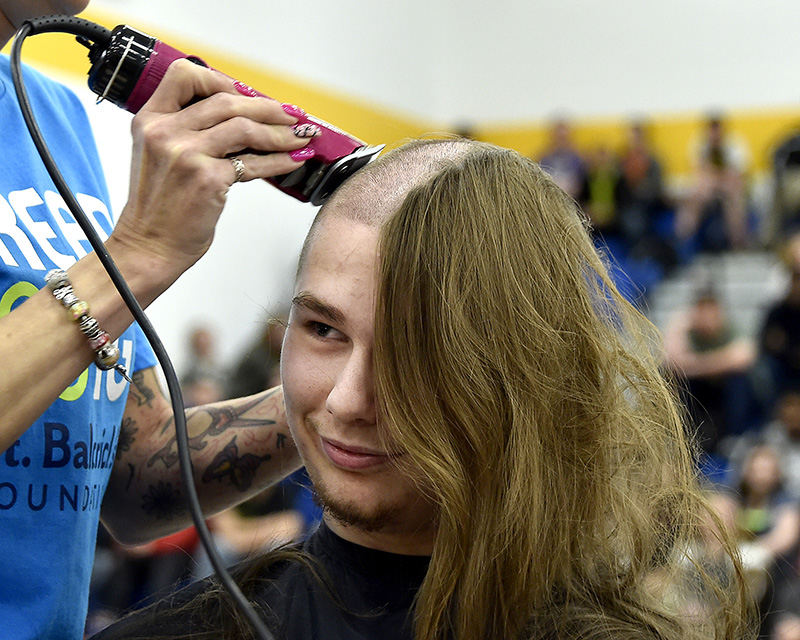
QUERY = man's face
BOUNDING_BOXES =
[779,393,800,438]
[691,299,723,337]
[280,213,435,550]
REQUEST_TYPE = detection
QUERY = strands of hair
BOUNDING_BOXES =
[373,140,754,640]
[114,139,755,640]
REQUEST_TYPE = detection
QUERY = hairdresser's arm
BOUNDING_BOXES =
[0,59,310,454]
[101,367,300,545]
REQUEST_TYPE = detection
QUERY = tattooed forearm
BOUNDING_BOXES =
[141,480,183,520]
[116,417,138,461]
[146,392,279,470]
[125,462,135,492]
[201,435,272,492]
[104,384,295,540]
[129,370,157,407]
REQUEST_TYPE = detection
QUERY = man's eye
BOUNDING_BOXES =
[309,321,334,338]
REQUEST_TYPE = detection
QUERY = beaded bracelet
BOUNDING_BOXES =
[45,269,131,382]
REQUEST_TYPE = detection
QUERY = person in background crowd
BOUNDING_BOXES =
[663,286,757,458]
[227,312,287,399]
[760,268,800,407]
[180,324,227,407]
[616,120,676,271]
[760,389,800,501]
[538,117,588,203]
[584,145,619,237]
[676,113,751,251]
[720,445,800,637]
[180,325,226,392]
[769,128,800,245]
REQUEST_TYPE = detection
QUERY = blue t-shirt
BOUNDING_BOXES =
[0,55,157,638]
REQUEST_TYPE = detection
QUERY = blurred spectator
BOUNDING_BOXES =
[761,390,800,501]
[180,325,226,395]
[732,445,800,635]
[538,118,588,203]
[663,287,756,456]
[452,122,476,140]
[770,129,800,246]
[735,445,800,560]
[676,113,751,251]
[782,231,800,272]
[584,145,620,236]
[182,376,225,408]
[773,612,800,640]
[727,389,800,502]
[227,313,286,399]
[616,121,676,271]
[759,268,800,404]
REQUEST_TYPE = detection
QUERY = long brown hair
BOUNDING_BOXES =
[370,140,754,639]
[111,139,753,640]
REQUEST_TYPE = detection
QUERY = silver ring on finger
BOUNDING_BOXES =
[230,156,246,184]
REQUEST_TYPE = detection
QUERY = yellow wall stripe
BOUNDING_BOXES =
[6,7,800,179]
[3,8,435,148]
[477,108,800,178]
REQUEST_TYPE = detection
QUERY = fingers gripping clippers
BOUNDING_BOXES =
[86,25,383,205]
[27,17,383,205]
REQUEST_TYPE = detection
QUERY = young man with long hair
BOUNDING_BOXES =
[93,139,755,640]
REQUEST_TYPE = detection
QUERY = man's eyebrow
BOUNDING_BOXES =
[292,292,346,326]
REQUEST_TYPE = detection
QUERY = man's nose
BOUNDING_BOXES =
[326,348,376,426]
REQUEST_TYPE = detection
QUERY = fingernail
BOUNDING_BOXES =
[289,147,316,162]
[292,123,322,138]
[282,103,305,118]
[233,80,259,97]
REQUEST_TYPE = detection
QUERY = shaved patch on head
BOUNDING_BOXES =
[296,138,480,276]
[324,138,478,226]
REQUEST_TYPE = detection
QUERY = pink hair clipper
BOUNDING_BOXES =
[86,25,384,205]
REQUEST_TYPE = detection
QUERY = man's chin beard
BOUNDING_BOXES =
[312,478,403,534]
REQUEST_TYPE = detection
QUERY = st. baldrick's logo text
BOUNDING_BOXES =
[0,423,116,512]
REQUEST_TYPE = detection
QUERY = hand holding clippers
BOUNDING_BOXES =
[20,17,382,205]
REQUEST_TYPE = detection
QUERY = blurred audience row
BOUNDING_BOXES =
[537,114,800,308]
[659,262,800,637]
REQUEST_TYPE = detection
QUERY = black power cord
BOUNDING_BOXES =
[11,18,275,640]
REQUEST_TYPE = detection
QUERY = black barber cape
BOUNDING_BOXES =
[91,521,430,640]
